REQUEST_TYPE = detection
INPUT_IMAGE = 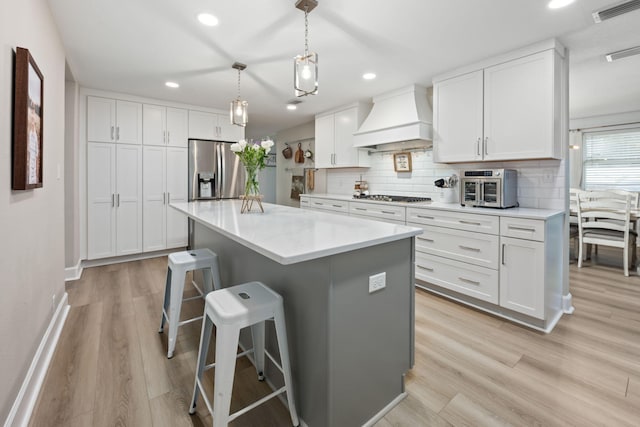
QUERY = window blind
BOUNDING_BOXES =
[583,128,640,191]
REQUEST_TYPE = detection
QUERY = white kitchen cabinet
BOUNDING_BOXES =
[409,205,564,331]
[433,47,562,163]
[499,216,560,320]
[315,103,371,168]
[87,143,142,259]
[143,105,188,147]
[188,110,244,142]
[87,96,142,144]
[499,236,545,319]
[143,146,188,252]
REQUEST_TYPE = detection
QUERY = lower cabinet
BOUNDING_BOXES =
[409,207,563,327]
[87,143,143,259]
[143,146,188,252]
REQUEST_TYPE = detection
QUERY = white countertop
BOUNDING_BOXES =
[171,200,422,265]
[302,193,564,220]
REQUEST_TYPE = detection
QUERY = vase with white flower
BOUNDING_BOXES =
[230,138,274,213]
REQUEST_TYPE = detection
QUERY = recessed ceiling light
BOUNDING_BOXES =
[287,104,297,110]
[547,0,575,9]
[197,13,219,26]
[363,73,376,80]
[165,81,179,88]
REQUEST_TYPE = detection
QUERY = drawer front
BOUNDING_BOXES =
[350,213,405,225]
[308,198,349,213]
[407,208,499,235]
[415,252,499,304]
[500,217,545,241]
[300,196,310,209]
[350,201,406,222]
[411,224,499,269]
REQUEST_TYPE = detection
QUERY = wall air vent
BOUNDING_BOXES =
[593,0,640,23]
[605,45,640,62]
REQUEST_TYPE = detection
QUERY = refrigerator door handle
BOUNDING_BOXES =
[216,144,223,199]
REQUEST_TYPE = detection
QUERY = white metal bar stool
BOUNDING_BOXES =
[189,281,299,427]
[159,248,222,358]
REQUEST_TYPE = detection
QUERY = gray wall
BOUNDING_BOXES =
[0,0,67,420]
[65,80,80,269]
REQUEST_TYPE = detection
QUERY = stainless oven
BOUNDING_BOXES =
[460,169,518,208]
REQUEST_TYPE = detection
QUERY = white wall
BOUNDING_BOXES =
[275,120,327,207]
[64,80,80,269]
[0,0,67,421]
[327,153,565,210]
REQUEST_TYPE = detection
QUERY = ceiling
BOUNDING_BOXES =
[48,0,640,138]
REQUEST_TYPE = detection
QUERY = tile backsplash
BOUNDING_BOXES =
[325,149,566,210]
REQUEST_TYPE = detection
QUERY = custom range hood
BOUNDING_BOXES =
[353,84,432,148]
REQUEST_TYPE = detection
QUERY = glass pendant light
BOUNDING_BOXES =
[294,0,318,97]
[230,62,248,127]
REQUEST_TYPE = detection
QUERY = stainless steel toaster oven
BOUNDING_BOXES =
[460,169,518,208]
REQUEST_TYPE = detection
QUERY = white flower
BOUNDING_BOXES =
[251,143,260,150]
[230,143,242,152]
[238,139,248,150]
[261,139,274,150]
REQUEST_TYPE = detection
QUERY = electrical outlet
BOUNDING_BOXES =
[369,272,386,293]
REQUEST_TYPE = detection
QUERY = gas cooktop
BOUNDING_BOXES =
[354,194,431,203]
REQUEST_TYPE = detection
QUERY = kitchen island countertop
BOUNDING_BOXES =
[171,200,422,265]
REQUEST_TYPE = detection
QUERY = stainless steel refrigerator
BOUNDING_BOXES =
[188,139,246,201]
[187,139,246,247]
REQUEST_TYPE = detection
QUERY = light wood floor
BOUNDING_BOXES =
[29,248,640,426]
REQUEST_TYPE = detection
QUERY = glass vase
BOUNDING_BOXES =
[241,166,264,213]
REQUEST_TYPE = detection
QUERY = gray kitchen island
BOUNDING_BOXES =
[171,200,422,427]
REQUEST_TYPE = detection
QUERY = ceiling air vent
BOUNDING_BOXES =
[593,0,640,23]
[605,45,640,62]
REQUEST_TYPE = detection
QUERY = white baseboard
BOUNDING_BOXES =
[4,293,70,427]
[562,292,575,314]
[64,259,83,281]
[82,248,184,269]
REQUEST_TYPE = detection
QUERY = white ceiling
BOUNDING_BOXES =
[48,0,640,138]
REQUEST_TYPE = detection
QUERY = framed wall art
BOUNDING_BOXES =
[393,152,412,172]
[13,47,44,190]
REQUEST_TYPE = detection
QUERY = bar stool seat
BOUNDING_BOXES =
[159,248,222,358]
[190,281,299,427]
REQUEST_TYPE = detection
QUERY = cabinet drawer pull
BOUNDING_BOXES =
[459,245,481,252]
[167,193,171,203]
[459,277,480,285]
[417,265,434,272]
[459,220,482,226]
[355,207,366,211]
[508,225,536,232]
[332,204,343,208]
[163,192,166,204]
[313,202,323,206]
[110,126,115,141]
[116,126,120,141]
[417,237,434,242]
[502,243,506,265]
[116,193,120,207]
[111,194,115,207]
[167,131,170,143]
[381,210,396,215]
[417,215,434,220]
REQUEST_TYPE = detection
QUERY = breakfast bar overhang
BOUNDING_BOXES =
[171,200,422,427]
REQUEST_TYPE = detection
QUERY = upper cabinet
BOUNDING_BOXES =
[188,110,244,142]
[315,102,371,168]
[143,104,188,147]
[87,96,142,144]
[433,43,564,163]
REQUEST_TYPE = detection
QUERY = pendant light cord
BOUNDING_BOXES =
[237,68,241,100]
[304,6,309,57]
